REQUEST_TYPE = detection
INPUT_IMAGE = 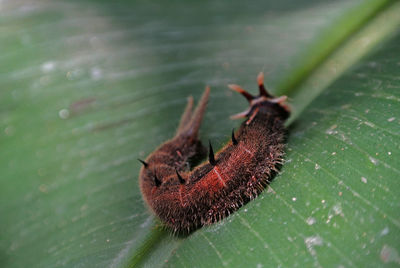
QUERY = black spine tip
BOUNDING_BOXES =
[154,173,161,187]
[208,140,216,166]
[231,129,238,145]
[175,169,185,184]
[138,159,148,168]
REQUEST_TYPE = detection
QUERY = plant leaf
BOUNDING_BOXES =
[1,1,399,268]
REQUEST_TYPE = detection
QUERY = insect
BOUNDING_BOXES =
[139,73,290,233]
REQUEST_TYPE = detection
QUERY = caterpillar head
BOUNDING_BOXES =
[229,72,290,123]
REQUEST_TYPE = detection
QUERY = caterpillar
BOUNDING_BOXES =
[139,73,290,233]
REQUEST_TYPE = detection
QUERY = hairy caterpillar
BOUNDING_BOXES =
[139,73,290,233]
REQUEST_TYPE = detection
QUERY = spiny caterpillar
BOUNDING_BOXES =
[139,73,290,233]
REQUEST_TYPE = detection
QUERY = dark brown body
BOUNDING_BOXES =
[139,73,290,233]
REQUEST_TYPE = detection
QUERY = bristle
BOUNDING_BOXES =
[154,173,161,187]
[175,169,185,184]
[208,140,216,166]
[231,129,238,145]
[138,159,148,167]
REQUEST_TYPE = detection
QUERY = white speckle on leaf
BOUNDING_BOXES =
[388,152,391,155]
[380,244,400,264]
[315,164,321,170]
[325,124,337,135]
[364,121,375,128]
[306,217,316,225]
[305,235,323,256]
[41,61,56,73]
[387,117,395,122]
[380,227,389,236]
[326,203,343,224]
[332,204,342,215]
[361,177,368,184]
[91,67,103,80]
[369,156,378,165]
[292,197,297,202]
[58,109,70,119]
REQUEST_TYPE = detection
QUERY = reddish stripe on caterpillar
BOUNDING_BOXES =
[139,73,290,233]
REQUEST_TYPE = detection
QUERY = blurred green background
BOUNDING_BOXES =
[0,0,399,267]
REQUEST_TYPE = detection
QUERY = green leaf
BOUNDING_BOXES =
[1,1,399,268]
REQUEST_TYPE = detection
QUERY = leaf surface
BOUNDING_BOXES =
[0,0,399,267]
